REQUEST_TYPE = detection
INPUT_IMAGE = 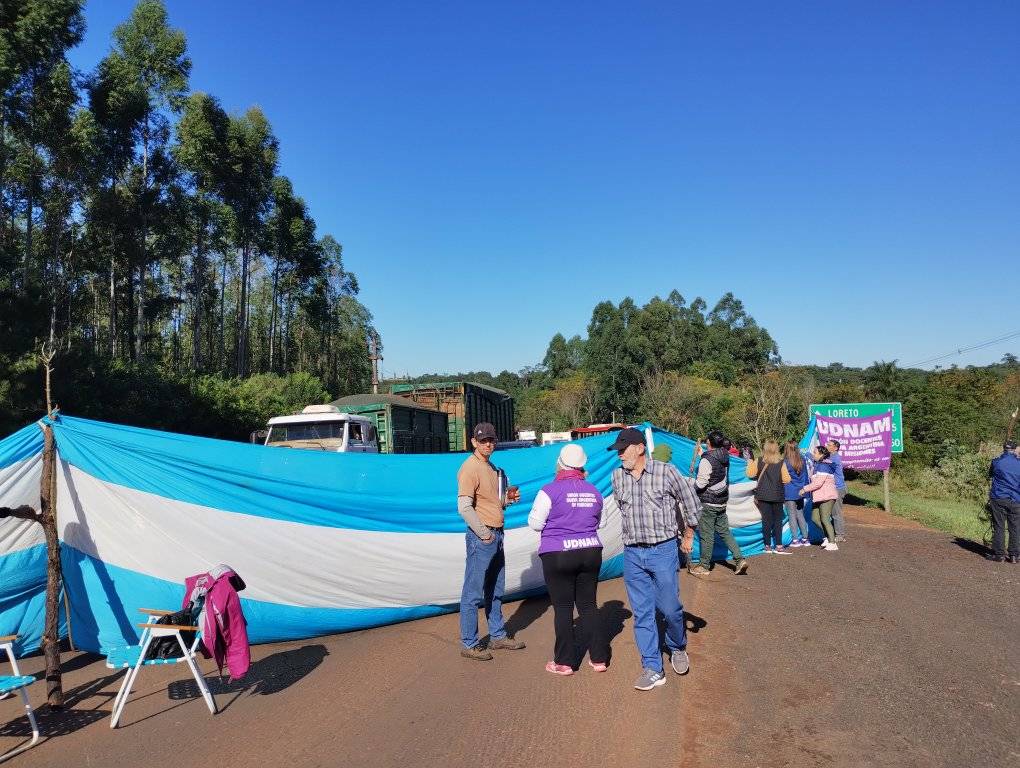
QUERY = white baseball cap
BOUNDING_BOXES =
[558,443,587,469]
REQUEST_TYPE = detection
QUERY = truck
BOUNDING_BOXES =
[329,394,449,454]
[389,381,515,452]
[262,405,380,453]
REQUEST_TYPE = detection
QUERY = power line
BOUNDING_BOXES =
[906,329,1020,368]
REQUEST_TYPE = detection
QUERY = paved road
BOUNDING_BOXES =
[1,504,1017,767]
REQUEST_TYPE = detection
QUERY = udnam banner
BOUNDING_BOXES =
[814,411,893,470]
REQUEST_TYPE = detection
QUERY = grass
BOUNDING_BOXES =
[848,479,991,544]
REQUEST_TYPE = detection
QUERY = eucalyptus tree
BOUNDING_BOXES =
[87,45,146,357]
[222,107,277,377]
[174,92,229,370]
[107,0,190,362]
[264,176,321,372]
[0,0,84,291]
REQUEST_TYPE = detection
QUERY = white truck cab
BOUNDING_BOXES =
[264,405,379,453]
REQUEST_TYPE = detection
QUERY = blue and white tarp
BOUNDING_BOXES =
[0,416,766,655]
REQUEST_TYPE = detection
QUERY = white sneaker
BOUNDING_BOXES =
[824,542,839,551]
[820,538,829,548]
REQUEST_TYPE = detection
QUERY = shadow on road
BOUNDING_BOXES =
[0,708,107,740]
[952,536,993,559]
[505,596,549,636]
[167,644,329,714]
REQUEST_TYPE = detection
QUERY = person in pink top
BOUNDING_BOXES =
[799,445,840,551]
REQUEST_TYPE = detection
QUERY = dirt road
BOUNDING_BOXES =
[2,504,1017,767]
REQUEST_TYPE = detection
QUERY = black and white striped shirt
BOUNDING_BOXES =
[611,458,702,546]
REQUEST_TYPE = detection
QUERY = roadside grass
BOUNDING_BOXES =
[847,479,991,545]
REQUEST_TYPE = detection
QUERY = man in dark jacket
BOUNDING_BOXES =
[690,430,748,576]
[987,440,1020,563]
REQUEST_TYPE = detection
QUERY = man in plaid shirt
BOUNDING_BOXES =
[608,427,701,691]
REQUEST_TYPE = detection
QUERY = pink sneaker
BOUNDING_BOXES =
[545,661,574,676]
[588,660,608,672]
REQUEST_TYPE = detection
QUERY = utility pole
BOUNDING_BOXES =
[368,330,383,395]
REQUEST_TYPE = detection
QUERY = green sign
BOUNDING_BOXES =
[809,402,904,453]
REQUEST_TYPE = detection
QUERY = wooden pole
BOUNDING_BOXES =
[38,342,64,707]
[39,422,64,709]
[883,468,891,513]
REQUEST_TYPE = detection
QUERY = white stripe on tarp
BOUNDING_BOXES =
[0,454,44,556]
[55,460,764,611]
[57,462,625,609]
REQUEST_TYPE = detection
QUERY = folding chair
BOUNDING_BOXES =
[106,608,217,728]
[0,634,39,763]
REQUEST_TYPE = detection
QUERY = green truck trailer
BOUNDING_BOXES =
[388,381,515,452]
[329,394,449,454]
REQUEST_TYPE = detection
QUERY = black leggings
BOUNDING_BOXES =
[540,548,606,667]
[757,500,785,548]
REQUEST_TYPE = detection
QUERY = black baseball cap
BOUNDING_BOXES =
[1005,440,1018,451]
[473,422,498,441]
[607,427,645,452]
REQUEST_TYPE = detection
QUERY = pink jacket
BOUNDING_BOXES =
[802,470,837,502]
[183,566,250,680]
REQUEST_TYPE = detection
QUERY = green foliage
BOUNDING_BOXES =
[894,441,995,503]
[576,291,777,421]
[1,0,374,428]
[0,349,331,441]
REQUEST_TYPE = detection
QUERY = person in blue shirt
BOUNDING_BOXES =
[825,439,848,542]
[987,440,1020,563]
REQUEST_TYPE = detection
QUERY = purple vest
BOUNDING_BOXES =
[538,477,604,555]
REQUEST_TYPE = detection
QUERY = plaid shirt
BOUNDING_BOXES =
[611,458,702,546]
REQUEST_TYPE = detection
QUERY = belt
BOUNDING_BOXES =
[486,525,504,532]
[627,537,674,548]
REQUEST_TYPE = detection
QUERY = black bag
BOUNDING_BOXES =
[144,608,198,661]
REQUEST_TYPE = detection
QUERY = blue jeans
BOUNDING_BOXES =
[623,540,686,673]
[459,529,507,649]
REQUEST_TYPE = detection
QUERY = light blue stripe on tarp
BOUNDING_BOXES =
[799,415,818,452]
[647,426,749,483]
[49,415,625,534]
[0,545,65,655]
[0,422,44,470]
[61,543,626,652]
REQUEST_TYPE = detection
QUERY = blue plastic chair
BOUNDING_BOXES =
[105,609,217,728]
[0,634,39,763]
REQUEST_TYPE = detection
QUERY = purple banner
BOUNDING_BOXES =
[814,411,893,470]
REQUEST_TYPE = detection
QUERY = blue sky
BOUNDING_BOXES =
[70,1,1019,376]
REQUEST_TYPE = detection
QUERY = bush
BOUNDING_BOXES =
[897,440,994,503]
[0,351,332,443]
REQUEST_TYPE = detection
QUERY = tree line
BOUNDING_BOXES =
[1,0,373,434]
[399,293,1019,503]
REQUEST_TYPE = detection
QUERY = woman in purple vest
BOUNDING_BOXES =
[528,443,608,675]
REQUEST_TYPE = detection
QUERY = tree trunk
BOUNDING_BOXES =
[108,254,117,359]
[192,219,205,371]
[235,244,249,377]
[39,424,63,708]
[135,119,149,364]
[134,263,145,362]
[23,88,36,290]
[218,257,227,371]
[268,259,279,372]
[24,171,33,289]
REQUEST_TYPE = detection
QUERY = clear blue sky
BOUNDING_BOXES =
[70,1,1020,376]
